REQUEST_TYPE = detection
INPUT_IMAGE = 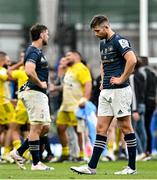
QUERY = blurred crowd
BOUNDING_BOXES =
[0,50,157,165]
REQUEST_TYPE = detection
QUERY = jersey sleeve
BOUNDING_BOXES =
[77,66,92,85]
[0,68,8,81]
[115,37,132,56]
[25,52,39,64]
[11,70,22,79]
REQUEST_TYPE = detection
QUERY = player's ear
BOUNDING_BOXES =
[40,32,43,39]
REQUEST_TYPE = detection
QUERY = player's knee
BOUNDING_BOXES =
[121,126,134,134]
[96,124,107,135]
[57,125,66,134]
[41,125,50,136]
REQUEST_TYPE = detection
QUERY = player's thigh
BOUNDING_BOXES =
[113,86,132,118]
[56,111,69,125]
[14,100,28,125]
[56,111,77,126]
[41,124,50,136]
[3,102,16,124]
[21,90,51,124]
[15,109,28,125]
[0,104,6,125]
[98,89,114,116]
[68,112,78,126]
[117,115,134,134]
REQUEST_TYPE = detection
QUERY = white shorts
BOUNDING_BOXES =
[98,86,132,118]
[19,90,51,125]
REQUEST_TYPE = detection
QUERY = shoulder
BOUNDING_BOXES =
[0,67,7,74]
[76,62,90,71]
[138,67,147,80]
[12,69,24,77]
[146,66,156,74]
[0,67,8,80]
[25,46,41,58]
[114,34,130,48]
[0,67,7,71]
[25,46,41,63]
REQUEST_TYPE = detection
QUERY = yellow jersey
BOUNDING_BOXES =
[60,62,92,111]
[0,67,9,104]
[11,66,28,111]
[11,66,28,90]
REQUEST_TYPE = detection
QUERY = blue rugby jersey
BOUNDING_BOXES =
[24,45,49,94]
[100,33,132,89]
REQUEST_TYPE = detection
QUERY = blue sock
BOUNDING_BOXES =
[88,134,107,169]
[124,133,136,170]
[29,140,40,165]
[17,138,29,156]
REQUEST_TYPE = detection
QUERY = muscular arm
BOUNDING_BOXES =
[120,51,137,82]
[99,63,104,90]
[8,60,23,71]
[7,56,24,80]
[110,51,137,85]
[79,81,92,107]
[83,81,92,100]
[25,62,47,89]
[100,63,104,82]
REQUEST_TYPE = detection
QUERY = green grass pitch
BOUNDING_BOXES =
[0,160,157,179]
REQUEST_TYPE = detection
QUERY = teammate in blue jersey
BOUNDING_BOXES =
[24,45,49,94]
[71,15,137,175]
[10,24,54,171]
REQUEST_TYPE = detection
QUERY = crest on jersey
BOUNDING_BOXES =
[100,48,108,55]
[41,56,47,62]
[108,45,113,52]
[118,39,129,49]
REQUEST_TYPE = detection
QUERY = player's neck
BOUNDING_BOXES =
[32,40,42,49]
[107,30,115,40]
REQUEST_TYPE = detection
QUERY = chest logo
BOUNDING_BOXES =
[41,57,47,62]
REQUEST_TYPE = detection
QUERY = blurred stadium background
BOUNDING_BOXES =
[0,0,156,77]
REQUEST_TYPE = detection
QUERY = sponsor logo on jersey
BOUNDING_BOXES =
[118,39,130,49]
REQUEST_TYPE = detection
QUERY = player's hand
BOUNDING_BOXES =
[78,97,87,108]
[49,84,56,92]
[133,112,140,121]
[79,102,86,108]
[40,81,47,89]
[110,76,123,85]
[99,83,103,90]
[18,52,25,65]
[10,99,17,108]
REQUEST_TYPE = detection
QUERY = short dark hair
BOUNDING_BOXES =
[30,24,48,41]
[0,51,7,58]
[138,56,148,66]
[70,50,82,58]
[90,15,109,29]
[70,50,87,65]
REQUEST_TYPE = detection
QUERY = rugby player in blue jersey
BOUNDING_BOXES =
[71,15,137,175]
[10,24,54,171]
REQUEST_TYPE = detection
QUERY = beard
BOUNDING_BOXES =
[3,64,8,69]
[96,34,107,40]
[67,61,74,66]
[99,36,106,40]
[42,39,48,46]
